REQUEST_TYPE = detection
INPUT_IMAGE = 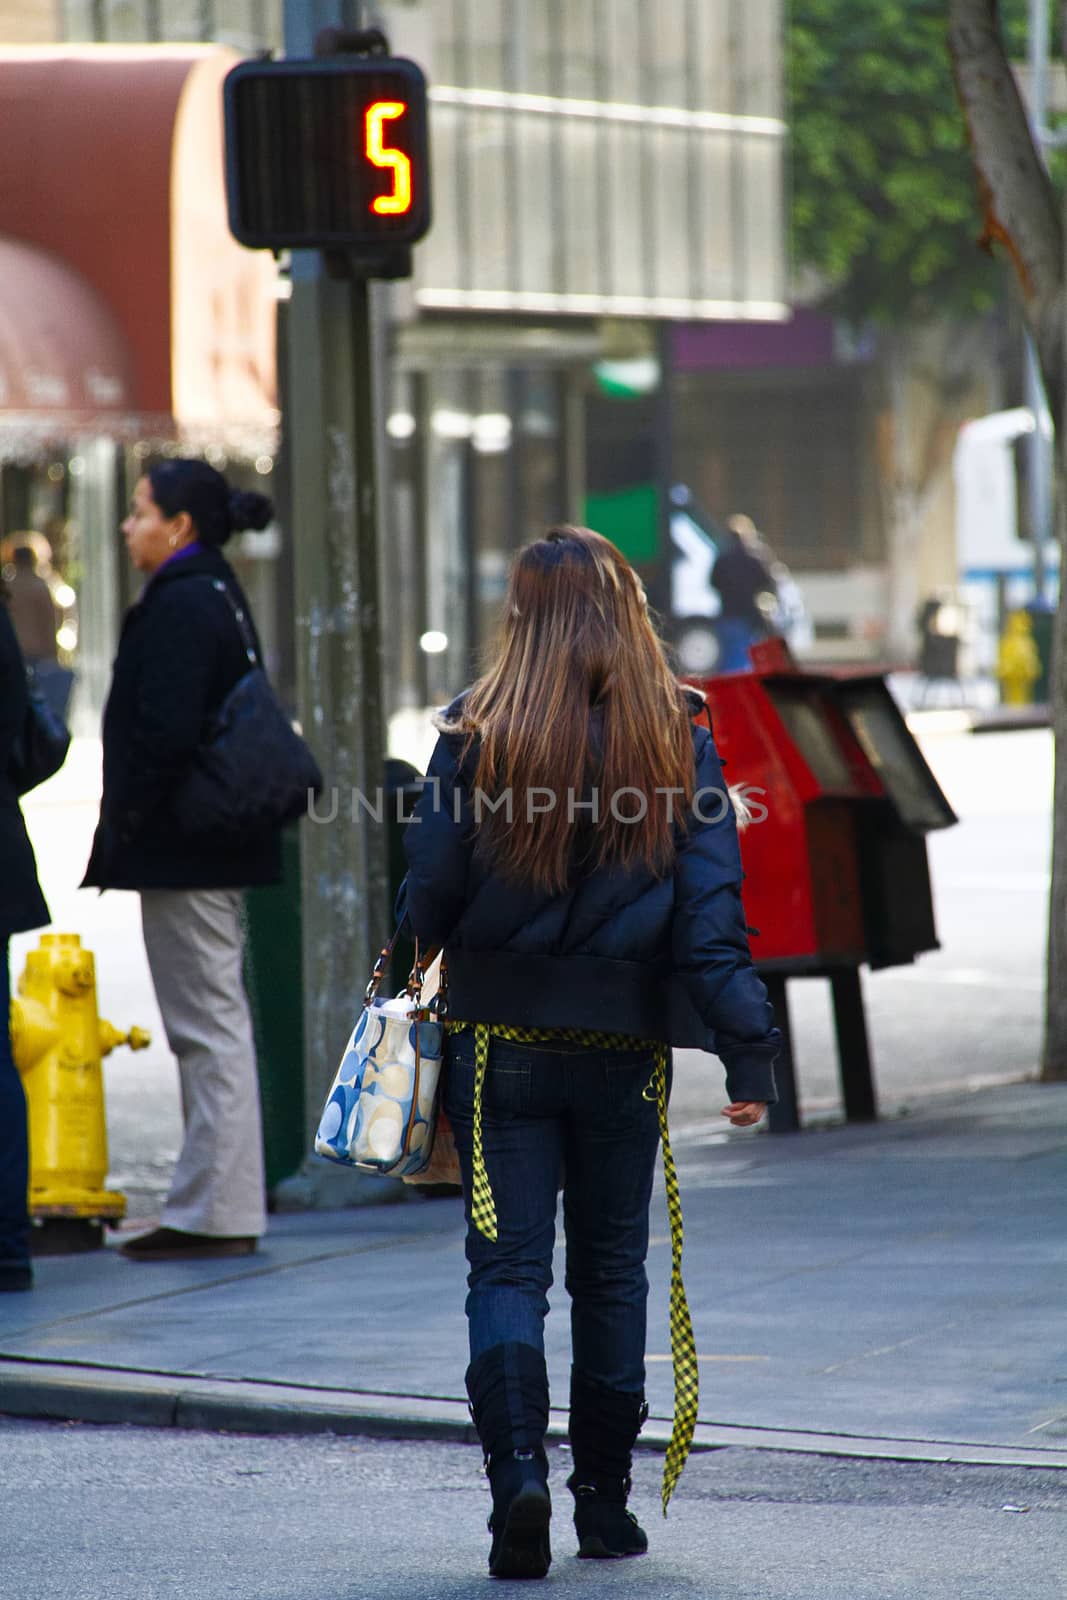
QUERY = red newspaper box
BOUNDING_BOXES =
[689,638,956,1130]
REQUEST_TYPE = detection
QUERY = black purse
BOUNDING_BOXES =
[174,579,323,837]
[9,665,71,795]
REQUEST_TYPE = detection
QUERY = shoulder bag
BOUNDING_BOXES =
[175,578,323,836]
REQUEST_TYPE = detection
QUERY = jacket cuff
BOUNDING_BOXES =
[723,1055,779,1106]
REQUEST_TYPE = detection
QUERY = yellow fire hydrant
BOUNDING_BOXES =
[997,611,1042,706]
[10,933,150,1247]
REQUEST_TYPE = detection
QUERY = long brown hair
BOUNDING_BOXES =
[447,526,696,894]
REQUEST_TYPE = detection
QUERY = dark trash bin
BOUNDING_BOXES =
[915,596,963,705]
[1024,599,1054,703]
[243,826,305,1192]
[918,631,959,680]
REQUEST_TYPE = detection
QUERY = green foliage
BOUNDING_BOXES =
[790,0,1030,321]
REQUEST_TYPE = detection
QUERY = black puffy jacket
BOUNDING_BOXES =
[400,689,780,1105]
[0,604,50,939]
[82,547,282,892]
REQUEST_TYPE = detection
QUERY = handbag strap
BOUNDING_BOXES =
[204,577,260,669]
[364,928,429,999]
[364,926,406,1004]
[364,931,447,1021]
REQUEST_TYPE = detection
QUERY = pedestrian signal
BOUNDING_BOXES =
[223,57,431,254]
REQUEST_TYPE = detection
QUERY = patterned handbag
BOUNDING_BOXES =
[314,936,444,1178]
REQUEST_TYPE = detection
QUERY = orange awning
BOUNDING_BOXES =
[0,234,133,422]
[0,47,277,452]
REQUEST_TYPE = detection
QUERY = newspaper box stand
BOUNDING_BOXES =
[691,639,956,1132]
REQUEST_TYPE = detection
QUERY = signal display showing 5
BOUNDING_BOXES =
[365,101,412,216]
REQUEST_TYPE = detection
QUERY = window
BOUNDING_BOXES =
[64,0,281,47]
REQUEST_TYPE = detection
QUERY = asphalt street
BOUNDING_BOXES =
[11,715,1053,1217]
[2,1422,1063,1600]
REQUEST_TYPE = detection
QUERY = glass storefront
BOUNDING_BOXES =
[383,347,576,723]
[1,439,285,732]
[672,368,876,573]
[1,442,121,736]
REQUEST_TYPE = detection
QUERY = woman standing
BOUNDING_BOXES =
[400,527,780,1579]
[83,460,280,1262]
[0,596,50,1292]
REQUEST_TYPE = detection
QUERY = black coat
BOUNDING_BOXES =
[82,547,282,892]
[0,604,50,939]
[400,689,780,1106]
[710,544,777,626]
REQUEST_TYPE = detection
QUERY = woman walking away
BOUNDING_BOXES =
[399,526,780,1578]
[0,594,51,1292]
[83,460,281,1262]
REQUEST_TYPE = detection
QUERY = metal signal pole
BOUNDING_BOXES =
[274,0,392,1205]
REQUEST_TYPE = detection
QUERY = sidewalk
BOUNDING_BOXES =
[2,1080,1065,1473]
[12,727,1053,1213]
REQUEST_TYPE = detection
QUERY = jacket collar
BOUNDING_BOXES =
[142,545,231,596]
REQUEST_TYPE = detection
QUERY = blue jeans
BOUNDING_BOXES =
[444,1032,669,1395]
[0,941,31,1269]
[716,616,759,672]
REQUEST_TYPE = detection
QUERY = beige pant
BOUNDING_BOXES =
[141,888,267,1239]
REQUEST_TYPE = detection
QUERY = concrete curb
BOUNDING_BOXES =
[968,704,1050,734]
[2,1359,1065,1472]
[0,1360,481,1441]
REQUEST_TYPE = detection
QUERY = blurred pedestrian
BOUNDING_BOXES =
[3,544,72,721]
[710,513,778,671]
[82,460,280,1262]
[4,544,57,665]
[400,526,779,1578]
[0,591,51,1292]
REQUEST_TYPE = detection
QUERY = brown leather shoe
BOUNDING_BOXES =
[118,1227,257,1261]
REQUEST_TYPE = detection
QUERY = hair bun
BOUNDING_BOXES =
[228,488,273,533]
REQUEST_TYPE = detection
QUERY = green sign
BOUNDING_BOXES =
[583,483,660,565]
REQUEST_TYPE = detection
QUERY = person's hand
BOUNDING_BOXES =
[721,1101,766,1128]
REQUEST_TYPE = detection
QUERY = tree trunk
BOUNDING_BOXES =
[949,0,1067,1079]
[948,0,1064,427]
[878,323,993,659]
[1043,484,1067,1078]
[1041,0,1067,1080]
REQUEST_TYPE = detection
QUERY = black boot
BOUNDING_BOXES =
[466,1343,552,1579]
[566,1369,649,1559]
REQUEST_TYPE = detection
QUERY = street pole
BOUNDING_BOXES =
[274,0,392,1205]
